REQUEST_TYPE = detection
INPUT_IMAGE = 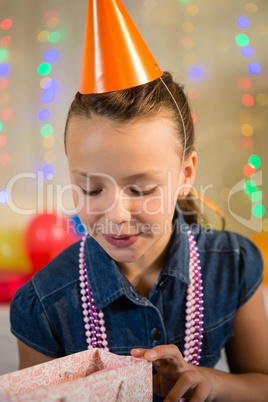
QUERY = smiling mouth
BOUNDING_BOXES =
[104,234,140,239]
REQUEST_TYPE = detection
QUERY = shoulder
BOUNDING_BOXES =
[193,225,263,307]
[193,225,262,260]
[30,239,81,300]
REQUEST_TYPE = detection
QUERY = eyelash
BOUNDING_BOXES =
[80,187,157,197]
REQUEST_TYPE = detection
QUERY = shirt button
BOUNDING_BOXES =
[157,280,165,289]
[150,328,162,341]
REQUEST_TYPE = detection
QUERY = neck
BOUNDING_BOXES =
[116,229,173,297]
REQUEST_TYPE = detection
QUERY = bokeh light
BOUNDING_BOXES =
[237,16,250,28]
[239,77,252,90]
[245,2,258,13]
[0,121,2,131]
[0,19,12,30]
[180,36,196,48]
[243,163,256,177]
[38,63,51,76]
[39,109,51,122]
[0,135,7,148]
[248,62,261,75]
[42,136,55,149]
[1,107,13,120]
[37,31,50,42]
[186,5,199,16]
[44,49,58,62]
[252,204,265,218]
[45,10,57,20]
[235,34,249,46]
[0,190,9,205]
[191,113,197,124]
[40,77,52,89]
[244,179,256,194]
[241,45,254,57]
[188,66,204,79]
[0,49,9,62]
[44,79,58,91]
[241,137,253,149]
[48,31,61,43]
[43,164,55,178]
[188,88,200,100]
[42,90,55,104]
[241,123,253,136]
[0,36,12,47]
[47,17,59,29]
[249,189,262,203]
[41,124,53,137]
[242,94,254,107]
[248,154,261,168]
[0,63,10,77]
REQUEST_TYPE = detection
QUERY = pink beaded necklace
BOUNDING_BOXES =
[79,226,204,365]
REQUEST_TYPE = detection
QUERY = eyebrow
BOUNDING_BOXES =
[72,169,165,180]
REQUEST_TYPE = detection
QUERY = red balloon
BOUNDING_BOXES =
[25,213,77,273]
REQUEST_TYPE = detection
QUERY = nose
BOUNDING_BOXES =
[104,190,132,224]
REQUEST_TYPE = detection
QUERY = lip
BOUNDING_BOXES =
[102,233,141,248]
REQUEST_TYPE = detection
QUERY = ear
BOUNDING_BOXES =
[179,151,198,197]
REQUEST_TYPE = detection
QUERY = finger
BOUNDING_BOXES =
[164,370,198,402]
[189,383,210,402]
[130,348,149,358]
[143,345,186,369]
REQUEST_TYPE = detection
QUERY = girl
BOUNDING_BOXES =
[10,72,268,401]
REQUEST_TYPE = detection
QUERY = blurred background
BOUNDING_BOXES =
[0,0,267,374]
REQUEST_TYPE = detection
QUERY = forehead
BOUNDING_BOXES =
[66,115,181,177]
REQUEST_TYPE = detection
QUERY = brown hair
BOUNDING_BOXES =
[64,71,225,228]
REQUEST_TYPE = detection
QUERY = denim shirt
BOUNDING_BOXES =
[10,208,263,374]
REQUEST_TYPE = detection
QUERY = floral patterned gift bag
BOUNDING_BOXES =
[0,348,152,401]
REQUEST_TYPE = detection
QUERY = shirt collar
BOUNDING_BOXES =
[84,205,190,309]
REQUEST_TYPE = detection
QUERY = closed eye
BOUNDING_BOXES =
[80,187,157,197]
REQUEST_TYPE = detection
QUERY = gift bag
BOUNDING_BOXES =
[0,348,152,401]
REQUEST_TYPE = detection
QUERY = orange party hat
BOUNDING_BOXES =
[79,0,163,94]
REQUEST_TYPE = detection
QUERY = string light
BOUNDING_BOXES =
[37,10,60,181]
[248,62,261,75]
[236,5,265,224]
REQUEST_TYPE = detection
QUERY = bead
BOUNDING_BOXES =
[79,226,203,366]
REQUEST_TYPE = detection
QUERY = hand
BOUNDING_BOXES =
[131,344,216,402]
